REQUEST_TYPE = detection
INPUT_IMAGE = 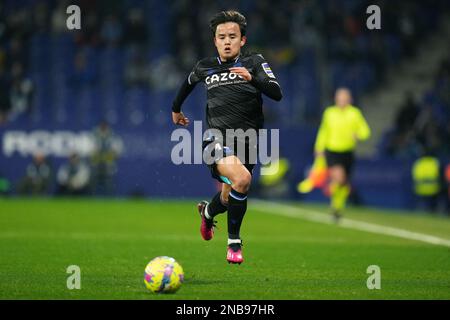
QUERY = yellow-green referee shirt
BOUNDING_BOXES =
[314,105,371,153]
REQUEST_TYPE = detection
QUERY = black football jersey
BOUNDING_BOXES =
[172,52,282,134]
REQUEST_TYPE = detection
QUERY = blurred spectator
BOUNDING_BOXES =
[17,153,52,196]
[4,7,32,43]
[382,55,450,159]
[123,8,148,47]
[414,105,446,156]
[57,153,91,196]
[51,0,71,34]
[411,152,441,213]
[383,92,421,158]
[91,121,121,195]
[395,92,419,134]
[9,62,34,119]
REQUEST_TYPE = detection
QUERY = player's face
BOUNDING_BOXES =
[214,22,246,61]
[335,89,352,107]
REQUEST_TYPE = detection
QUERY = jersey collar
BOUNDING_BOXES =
[217,55,240,65]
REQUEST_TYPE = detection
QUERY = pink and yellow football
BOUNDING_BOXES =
[144,256,184,293]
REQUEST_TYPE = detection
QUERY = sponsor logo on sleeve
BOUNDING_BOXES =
[262,63,275,78]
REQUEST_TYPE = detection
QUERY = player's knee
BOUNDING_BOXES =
[330,166,345,184]
[336,170,347,185]
[232,171,252,193]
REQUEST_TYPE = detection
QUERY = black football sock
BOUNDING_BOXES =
[227,188,248,240]
[206,192,228,219]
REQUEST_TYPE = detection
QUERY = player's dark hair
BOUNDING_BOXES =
[209,10,247,37]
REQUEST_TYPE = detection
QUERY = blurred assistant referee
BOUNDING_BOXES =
[314,88,371,221]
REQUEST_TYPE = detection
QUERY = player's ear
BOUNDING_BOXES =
[240,36,246,47]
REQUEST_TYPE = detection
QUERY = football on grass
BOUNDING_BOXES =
[144,256,184,293]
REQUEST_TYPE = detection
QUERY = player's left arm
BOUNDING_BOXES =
[229,56,282,101]
[355,109,371,141]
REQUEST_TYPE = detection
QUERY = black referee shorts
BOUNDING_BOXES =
[325,150,355,176]
[202,135,256,185]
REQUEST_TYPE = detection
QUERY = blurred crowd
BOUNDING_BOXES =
[171,0,438,77]
[0,1,34,124]
[11,121,121,197]
[0,0,449,207]
[1,0,448,123]
[382,57,450,159]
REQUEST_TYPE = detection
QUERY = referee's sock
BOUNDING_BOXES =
[331,184,350,211]
[227,188,247,240]
[205,192,227,219]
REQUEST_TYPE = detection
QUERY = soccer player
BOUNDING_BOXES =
[171,11,282,264]
[314,88,370,221]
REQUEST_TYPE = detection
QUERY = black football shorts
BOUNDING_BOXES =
[202,133,256,185]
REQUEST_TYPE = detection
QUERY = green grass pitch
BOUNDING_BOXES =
[0,198,449,299]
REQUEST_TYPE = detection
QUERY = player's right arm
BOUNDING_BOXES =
[248,54,282,101]
[314,109,329,157]
[171,62,202,126]
[354,109,371,142]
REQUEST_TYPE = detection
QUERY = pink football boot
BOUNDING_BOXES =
[226,240,243,264]
[197,201,216,241]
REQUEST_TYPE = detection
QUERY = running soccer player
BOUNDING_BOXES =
[314,88,371,221]
[171,10,282,264]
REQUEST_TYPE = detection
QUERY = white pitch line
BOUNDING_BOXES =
[251,200,450,248]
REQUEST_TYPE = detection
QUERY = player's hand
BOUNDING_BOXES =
[229,67,252,81]
[172,112,190,127]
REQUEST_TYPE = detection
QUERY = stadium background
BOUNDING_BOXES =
[0,0,449,212]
